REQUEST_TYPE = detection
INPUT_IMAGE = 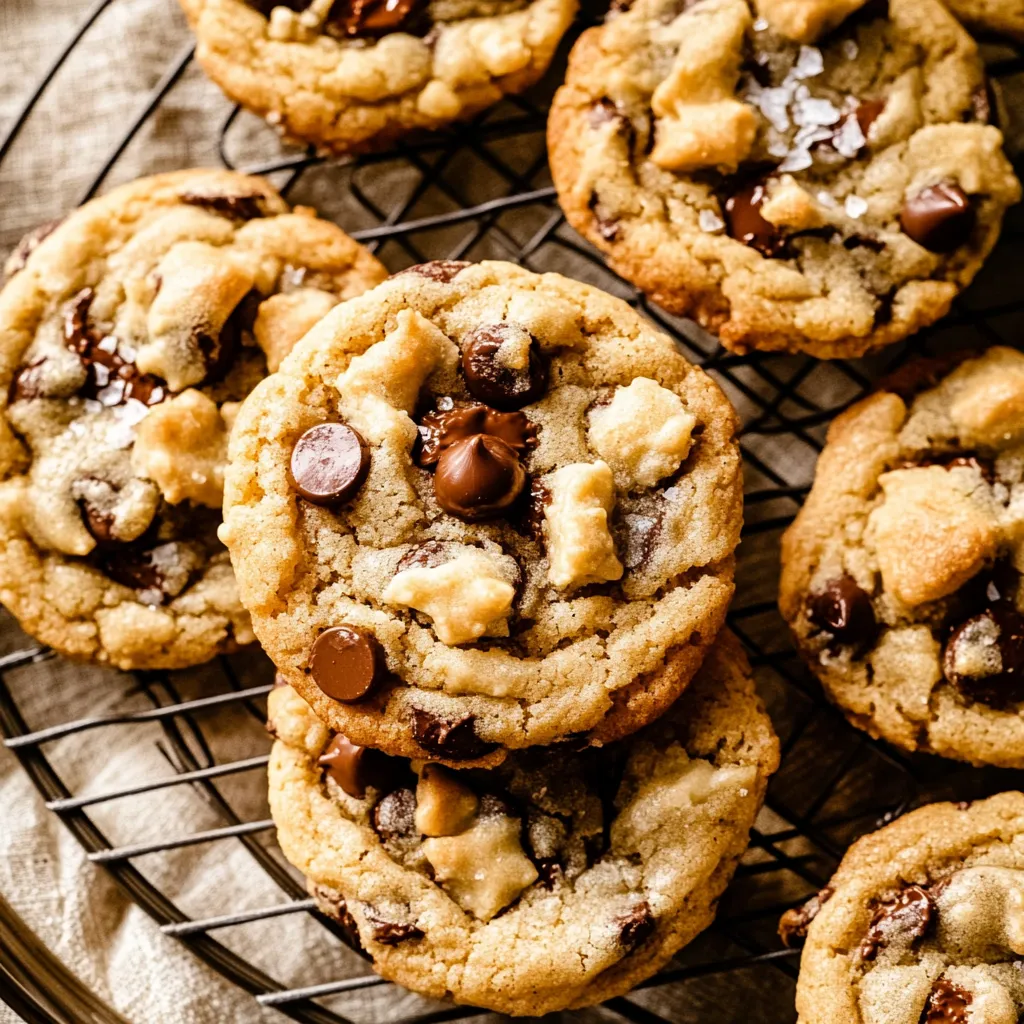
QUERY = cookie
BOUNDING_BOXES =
[780,346,1024,768]
[268,630,779,1015]
[0,169,386,670]
[179,0,577,154]
[548,0,1021,359]
[785,793,1024,1024]
[222,259,743,765]
[947,0,1024,40]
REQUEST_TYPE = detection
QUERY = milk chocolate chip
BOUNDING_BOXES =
[319,734,404,799]
[807,575,877,651]
[725,181,784,257]
[416,403,537,467]
[434,435,526,520]
[290,422,370,506]
[411,709,495,761]
[858,884,934,961]
[900,183,975,253]
[462,324,548,410]
[310,625,386,703]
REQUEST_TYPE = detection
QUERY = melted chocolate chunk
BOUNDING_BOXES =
[899,450,994,482]
[807,575,877,651]
[397,541,449,573]
[778,887,834,948]
[62,289,166,407]
[900,183,975,253]
[310,626,387,703]
[416,403,537,467]
[921,977,972,1024]
[319,734,407,799]
[322,0,424,37]
[517,478,550,540]
[398,260,469,283]
[859,884,934,961]
[371,787,417,841]
[617,511,661,571]
[943,604,1024,708]
[362,906,425,945]
[854,99,886,138]
[290,421,370,506]
[534,859,563,889]
[724,181,784,257]
[180,190,268,221]
[434,434,526,520]
[461,323,548,410]
[10,357,50,403]
[411,709,496,761]
[615,901,656,949]
[308,882,364,951]
[588,191,620,241]
[5,219,62,279]
[101,542,196,603]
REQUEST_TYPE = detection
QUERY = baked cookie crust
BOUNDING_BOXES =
[548,0,1020,358]
[780,347,1024,768]
[0,169,386,669]
[223,259,743,765]
[180,0,577,154]
[268,630,779,1015]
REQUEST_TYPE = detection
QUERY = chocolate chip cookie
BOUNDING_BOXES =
[0,169,386,669]
[222,259,743,765]
[268,630,779,1014]
[548,0,1021,359]
[787,792,1024,1024]
[780,346,1024,768]
[179,0,577,154]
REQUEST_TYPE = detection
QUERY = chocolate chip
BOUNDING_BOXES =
[9,357,50,403]
[899,450,994,482]
[323,0,424,37]
[362,906,424,945]
[725,181,785,257]
[589,97,623,129]
[5,218,62,279]
[397,541,449,573]
[371,786,417,840]
[310,625,386,703]
[462,324,548,410]
[900,183,975,253]
[854,99,886,138]
[411,709,495,761]
[76,488,116,543]
[319,734,405,799]
[101,541,198,604]
[807,575,877,651]
[516,478,550,540]
[778,886,834,948]
[943,604,1024,708]
[63,288,93,354]
[859,884,934,961]
[416,403,537,467]
[618,511,662,570]
[588,191,620,242]
[434,435,526,521]
[534,859,563,889]
[398,260,470,283]
[921,977,972,1024]
[180,190,268,221]
[308,882,364,951]
[290,422,370,506]
[615,901,656,949]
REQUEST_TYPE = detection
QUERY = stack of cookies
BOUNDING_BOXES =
[220,260,780,1013]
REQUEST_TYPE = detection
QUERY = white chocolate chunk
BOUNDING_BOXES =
[650,0,757,172]
[381,552,515,645]
[338,310,458,414]
[588,378,696,489]
[950,346,1024,448]
[131,389,229,508]
[414,764,479,837]
[423,816,538,921]
[140,241,254,391]
[867,467,996,607]
[544,462,623,589]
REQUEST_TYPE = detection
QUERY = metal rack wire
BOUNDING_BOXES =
[1,2,1024,1021]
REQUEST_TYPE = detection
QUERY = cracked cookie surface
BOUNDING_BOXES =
[790,793,1024,1024]
[268,630,779,1015]
[222,259,742,765]
[548,0,1020,358]
[0,169,386,669]
[780,347,1024,768]
[179,0,577,154]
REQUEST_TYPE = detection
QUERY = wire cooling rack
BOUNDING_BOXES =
[1,3,1024,1022]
